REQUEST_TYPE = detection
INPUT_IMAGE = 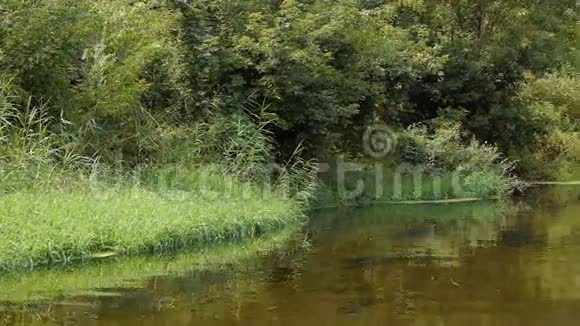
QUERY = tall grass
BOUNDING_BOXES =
[0,225,304,303]
[149,95,319,206]
[0,183,301,272]
[0,82,88,193]
[0,89,315,273]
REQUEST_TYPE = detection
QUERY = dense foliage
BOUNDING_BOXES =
[1,0,577,181]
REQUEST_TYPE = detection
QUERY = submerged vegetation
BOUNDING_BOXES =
[0,0,578,273]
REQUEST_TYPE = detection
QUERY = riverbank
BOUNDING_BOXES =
[4,185,579,325]
[0,225,302,303]
[0,174,302,273]
[0,165,515,274]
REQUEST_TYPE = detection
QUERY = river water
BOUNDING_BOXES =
[1,186,579,325]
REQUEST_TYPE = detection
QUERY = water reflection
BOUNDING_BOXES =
[1,187,580,326]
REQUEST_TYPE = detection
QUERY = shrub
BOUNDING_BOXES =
[399,121,522,197]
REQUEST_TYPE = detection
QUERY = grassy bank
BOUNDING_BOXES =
[0,171,303,272]
[0,86,313,274]
[0,225,303,303]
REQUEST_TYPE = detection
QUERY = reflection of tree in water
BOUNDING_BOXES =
[286,194,580,324]
[524,186,580,209]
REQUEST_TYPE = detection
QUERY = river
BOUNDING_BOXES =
[1,185,579,325]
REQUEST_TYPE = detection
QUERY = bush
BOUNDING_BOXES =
[399,121,522,197]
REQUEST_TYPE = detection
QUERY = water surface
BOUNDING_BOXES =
[1,186,580,325]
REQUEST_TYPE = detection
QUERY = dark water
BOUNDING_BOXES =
[1,186,580,325]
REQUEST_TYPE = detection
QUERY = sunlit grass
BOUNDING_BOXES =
[0,225,303,303]
[0,93,312,276]
[0,179,301,272]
